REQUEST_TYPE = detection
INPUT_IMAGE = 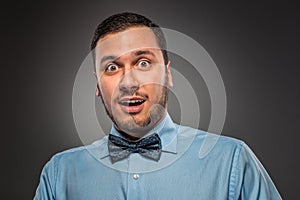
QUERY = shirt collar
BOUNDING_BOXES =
[97,113,178,159]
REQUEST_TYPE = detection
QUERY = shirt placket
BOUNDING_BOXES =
[126,154,143,199]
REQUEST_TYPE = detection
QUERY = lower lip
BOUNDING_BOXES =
[120,102,145,114]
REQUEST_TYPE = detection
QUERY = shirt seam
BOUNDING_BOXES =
[53,156,58,198]
[228,142,243,200]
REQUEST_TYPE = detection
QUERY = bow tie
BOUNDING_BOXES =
[108,133,162,164]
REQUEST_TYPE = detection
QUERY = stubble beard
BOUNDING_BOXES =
[100,79,169,137]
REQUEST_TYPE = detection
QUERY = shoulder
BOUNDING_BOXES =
[175,123,247,158]
[49,137,108,164]
[176,123,246,147]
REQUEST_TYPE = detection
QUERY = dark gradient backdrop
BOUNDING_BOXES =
[2,0,299,199]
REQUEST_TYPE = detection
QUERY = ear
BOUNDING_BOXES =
[166,61,173,88]
[96,83,101,97]
[93,71,101,97]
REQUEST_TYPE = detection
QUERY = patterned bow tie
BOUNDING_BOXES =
[108,133,162,164]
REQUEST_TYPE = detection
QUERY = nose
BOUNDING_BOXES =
[119,69,139,94]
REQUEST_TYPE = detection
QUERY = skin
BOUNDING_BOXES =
[94,27,173,139]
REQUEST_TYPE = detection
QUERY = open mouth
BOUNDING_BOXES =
[119,99,145,106]
[118,98,146,114]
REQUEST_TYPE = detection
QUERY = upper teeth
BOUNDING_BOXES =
[122,100,143,104]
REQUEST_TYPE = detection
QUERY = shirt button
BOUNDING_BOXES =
[133,174,139,180]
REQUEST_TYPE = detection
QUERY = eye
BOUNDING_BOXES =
[105,63,119,72]
[137,60,151,70]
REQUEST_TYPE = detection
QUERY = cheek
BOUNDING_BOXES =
[145,84,164,101]
[139,71,165,86]
[100,80,118,102]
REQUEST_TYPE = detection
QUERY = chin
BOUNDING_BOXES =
[117,115,150,130]
[111,104,166,135]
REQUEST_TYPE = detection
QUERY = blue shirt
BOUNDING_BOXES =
[34,114,282,199]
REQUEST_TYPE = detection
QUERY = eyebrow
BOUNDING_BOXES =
[100,50,156,64]
[100,55,117,64]
[134,50,155,57]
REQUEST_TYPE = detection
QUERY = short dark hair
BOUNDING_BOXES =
[91,12,169,64]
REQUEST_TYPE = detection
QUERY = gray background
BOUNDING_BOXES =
[2,0,299,199]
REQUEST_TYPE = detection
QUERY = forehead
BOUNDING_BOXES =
[95,27,161,60]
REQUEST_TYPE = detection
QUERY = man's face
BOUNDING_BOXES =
[94,27,173,138]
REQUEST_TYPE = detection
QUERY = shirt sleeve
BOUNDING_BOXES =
[231,142,282,200]
[33,157,57,200]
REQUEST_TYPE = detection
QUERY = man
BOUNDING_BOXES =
[34,12,282,199]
